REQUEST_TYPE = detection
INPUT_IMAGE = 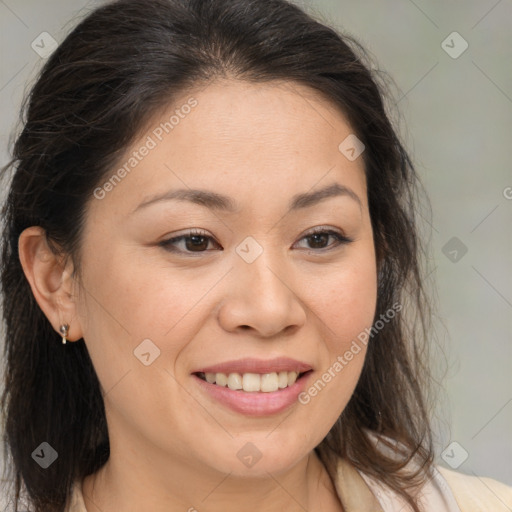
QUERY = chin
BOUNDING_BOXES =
[198,436,311,478]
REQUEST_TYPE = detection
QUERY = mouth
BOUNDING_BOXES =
[193,370,313,393]
[191,357,314,415]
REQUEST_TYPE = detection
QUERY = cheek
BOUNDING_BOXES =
[308,250,378,348]
[296,257,376,430]
[297,243,377,411]
[76,243,231,385]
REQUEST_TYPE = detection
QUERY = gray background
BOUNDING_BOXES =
[0,0,510,500]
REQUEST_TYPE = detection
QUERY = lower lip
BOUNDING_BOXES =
[192,372,313,416]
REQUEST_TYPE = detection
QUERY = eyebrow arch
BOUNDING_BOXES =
[132,182,362,214]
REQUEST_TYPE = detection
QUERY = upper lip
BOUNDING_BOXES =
[193,357,313,375]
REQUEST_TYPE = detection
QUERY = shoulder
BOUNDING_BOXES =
[437,465,512,512]
[354,430,512,512]
[356,461,512,512]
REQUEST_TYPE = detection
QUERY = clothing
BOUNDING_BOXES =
[66,457,512,511]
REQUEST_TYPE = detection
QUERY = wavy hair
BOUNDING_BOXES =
[1,0,439,510]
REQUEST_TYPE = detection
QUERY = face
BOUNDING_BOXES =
[75,79,377,478]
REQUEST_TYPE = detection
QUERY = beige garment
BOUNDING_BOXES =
[66,457,512,511]
[437,465,512,512]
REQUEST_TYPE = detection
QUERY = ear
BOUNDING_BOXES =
[18,226,83,342]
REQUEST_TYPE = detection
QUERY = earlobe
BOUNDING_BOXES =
[18,226,83,343]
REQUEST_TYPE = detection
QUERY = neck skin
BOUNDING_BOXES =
[81,431,344,512]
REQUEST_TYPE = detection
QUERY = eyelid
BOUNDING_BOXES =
[298,225,351,241]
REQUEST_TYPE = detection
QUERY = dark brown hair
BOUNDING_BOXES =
[1,0,438,510]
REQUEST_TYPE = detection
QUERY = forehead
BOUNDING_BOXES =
[90,78,368,217]
[173,78,355,153]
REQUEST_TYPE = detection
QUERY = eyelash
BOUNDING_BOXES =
[158,226,353,255]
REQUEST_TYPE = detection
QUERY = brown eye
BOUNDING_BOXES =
[306,232,331,249]
[159,230,222,254]
[184,235,210,251]
[294,228,352,252]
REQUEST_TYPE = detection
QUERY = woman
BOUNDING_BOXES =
[1,0,511,511]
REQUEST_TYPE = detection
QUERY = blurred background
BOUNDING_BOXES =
[0,0,510,499]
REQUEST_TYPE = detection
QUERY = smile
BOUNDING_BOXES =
[195,370,311,392]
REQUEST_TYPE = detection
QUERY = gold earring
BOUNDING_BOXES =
[59,324,69,345]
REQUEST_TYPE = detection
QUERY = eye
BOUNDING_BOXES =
[293,227,353,252]
[159,226,352,256]
[159,229,221,254]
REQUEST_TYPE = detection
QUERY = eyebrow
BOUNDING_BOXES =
[132,182,362,215]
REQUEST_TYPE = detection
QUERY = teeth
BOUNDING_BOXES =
[287,371,298,386]
[261,373,278,392]
[227,372,243,390]
[243,373,261,392]
[278,371,288,389]
[201,370,302,391]
[215,373,228,387]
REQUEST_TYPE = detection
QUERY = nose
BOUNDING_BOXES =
[216,253,307,338]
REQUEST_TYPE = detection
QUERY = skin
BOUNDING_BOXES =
[19,78,378,512]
